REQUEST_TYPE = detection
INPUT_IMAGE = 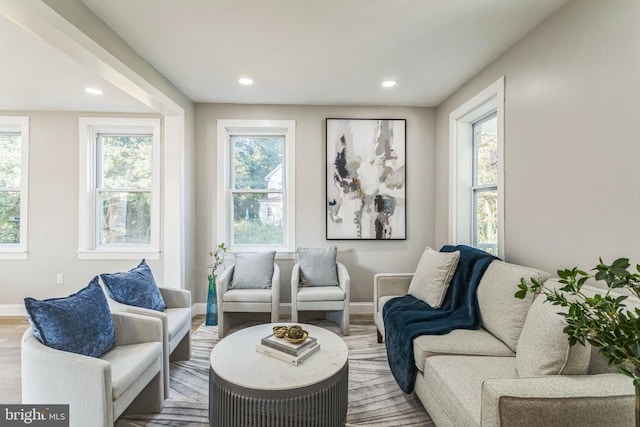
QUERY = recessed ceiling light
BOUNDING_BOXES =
[238,77,254,85]
[84,87,103,95]
[382,80,397,88]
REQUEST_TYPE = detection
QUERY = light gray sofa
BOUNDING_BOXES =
[22,312,164,427]
[374,260,637,426]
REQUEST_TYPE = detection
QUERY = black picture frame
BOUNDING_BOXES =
[326,118,406,240]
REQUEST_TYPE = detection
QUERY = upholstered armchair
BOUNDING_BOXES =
[22,312,164,427]
[216,251,280,338]
[291,247,350,335]
[99,260,192,398]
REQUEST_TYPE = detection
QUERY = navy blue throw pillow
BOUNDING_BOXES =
[100,259,167,312]
[24,277,116,357]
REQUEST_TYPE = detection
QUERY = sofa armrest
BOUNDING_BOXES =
[21,328,113,422]
[373,273,413,313]
[337,262,351,298]
[481,373,635,427]
[112,312,163,345]
[158,287,191,309]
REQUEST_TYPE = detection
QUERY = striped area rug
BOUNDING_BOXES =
[116,319,433,426]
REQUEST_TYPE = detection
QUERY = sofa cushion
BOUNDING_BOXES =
[408,247,460,308]
[223,289,273,303]
[424,355,518,426]
[100,259,167,312]
[297,247,339,287]
[102,341,162,400]
[164,308,191,342]
[24,277,116,358]
[477,261,550,352]
[517,295,591,377]
[296,286,345,302]
[230,251,276,289]
[413,328,515,372]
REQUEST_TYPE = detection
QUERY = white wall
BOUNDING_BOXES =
[0,111,169,308]
[195,104,435,305]
[435,0,640,273]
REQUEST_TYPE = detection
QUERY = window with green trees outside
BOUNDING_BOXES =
[0,132,21,244]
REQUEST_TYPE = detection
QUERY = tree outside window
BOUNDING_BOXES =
[97,134,152,245]
[230,135,284,245]
[472,113,498,254]
[0,132,21,244]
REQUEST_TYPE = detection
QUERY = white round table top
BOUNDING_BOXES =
[210,323,348,391]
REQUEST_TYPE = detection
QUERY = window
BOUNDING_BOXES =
[449,77,504,257]
[472,113,498,254]
[217,120,295,254]
[79,118,160,259]
[0,116,28,259]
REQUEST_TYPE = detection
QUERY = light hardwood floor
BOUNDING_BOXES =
[0,314,205,404]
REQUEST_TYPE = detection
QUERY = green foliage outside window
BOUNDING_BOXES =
[0,192,20,244]
[473,115,498,251]
[0,133,21,244]
[98,134,152,244]
[231,136,284,245]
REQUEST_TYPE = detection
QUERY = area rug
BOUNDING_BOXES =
[116,319,433,426]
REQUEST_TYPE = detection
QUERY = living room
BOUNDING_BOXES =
[1,0,639,426]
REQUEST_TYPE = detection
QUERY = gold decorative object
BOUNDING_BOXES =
[284,325,308,344]
[285,332,308,344]
[273,325,288,338]
[272,325,309,343]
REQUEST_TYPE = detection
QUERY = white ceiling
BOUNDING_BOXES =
[0,0,569,112]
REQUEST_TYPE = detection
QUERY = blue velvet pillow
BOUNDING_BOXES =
[100,259,167,312]
[24,277,116,357]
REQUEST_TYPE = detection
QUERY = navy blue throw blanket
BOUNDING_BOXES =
[383,245,497,393]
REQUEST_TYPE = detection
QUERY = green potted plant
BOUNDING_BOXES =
[515,257,640,425]
[206,242,227,326]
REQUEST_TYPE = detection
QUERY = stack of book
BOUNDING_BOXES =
[256,333,320,365]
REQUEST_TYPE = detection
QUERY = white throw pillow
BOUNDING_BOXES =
[516,295,591,377]
[408,247,460,308]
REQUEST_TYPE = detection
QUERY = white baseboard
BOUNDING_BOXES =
[2,301,374,318]
[0,304,26,317]
[190,302,373,318]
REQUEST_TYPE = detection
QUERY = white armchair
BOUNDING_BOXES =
[22,312,164,427]
[100,282,192,399]
[217,262,280,338]
[291,261,350,335]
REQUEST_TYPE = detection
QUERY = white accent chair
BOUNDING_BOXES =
[100,283,192,399]
[291,262,350,335]
[217,263,280,338]
[22,312,164,427]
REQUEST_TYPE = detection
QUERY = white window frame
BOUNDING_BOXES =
[216,119,296,257]
[449,77,505,258]
[0,116,29,260]
[78,117,161,260]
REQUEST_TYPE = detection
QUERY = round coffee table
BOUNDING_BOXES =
[209,323,349,427]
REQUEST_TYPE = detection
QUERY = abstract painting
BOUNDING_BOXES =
[326,118,406,240]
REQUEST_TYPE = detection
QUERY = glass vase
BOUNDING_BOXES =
[206,274,218,326]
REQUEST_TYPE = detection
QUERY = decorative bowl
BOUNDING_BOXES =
[273,325,288,338]
[285,330,308,344]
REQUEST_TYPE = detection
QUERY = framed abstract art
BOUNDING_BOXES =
[326,118,406,240]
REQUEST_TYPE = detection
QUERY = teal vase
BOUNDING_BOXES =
[206,275,218,326]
